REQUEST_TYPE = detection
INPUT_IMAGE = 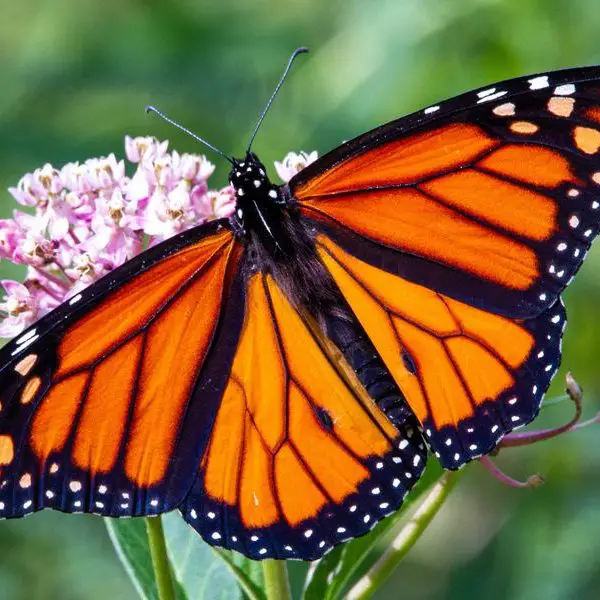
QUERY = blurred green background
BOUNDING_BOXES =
[1,0,600,598]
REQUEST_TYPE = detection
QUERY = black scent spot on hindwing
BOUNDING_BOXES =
[401,349,417,374]
[314,406,334,432]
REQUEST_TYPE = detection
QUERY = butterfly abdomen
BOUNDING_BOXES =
[323,313,414,430]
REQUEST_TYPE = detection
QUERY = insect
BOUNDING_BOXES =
[1,48,599,561]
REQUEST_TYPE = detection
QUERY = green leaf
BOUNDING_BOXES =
[162,512,265,600]
[302,461,444,600]
[105,518,187,600]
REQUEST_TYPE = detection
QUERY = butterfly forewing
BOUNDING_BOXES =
[292,66,600,319]
[0,223,244,518]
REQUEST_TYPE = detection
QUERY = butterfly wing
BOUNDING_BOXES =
[180,272,427,560]
[291,66,600,319]
[316,236,565,469]
[288,66,600,467]
[0,221,245,518]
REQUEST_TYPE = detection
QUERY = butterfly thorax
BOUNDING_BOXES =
[228,152,292,257]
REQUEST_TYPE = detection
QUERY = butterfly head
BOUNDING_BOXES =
[230,153,272,196]
[229,152,284,214]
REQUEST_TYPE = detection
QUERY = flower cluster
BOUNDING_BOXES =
[0,139,317,338]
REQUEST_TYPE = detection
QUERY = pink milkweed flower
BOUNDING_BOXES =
[8,163,63,207]
[208,186,237,219]
[14,234,57,267]
[125,135,169,164]
[1,135,316,338]
[144,182,199,243]
[274,151,318,183]
[0,219,25,261]
[0,280,39,337]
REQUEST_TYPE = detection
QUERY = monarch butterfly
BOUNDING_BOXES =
[0,48,599,561]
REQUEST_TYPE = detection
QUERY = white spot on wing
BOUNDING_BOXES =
[15,329,37,346]
[529,75,549,90]
[11,334,40,356]
[478,91,508,103]
[478,87,496,98]
[555,84,575,96]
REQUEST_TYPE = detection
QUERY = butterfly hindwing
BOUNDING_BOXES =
[291,66,600,319]
[180,272,427,560]
[315,235,566,469]
[0,222,245,518]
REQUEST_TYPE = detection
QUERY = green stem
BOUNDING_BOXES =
[145,516,176,600]
[346,471,461,600]
[263,559,292,600]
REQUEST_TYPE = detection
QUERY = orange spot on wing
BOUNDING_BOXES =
[493,103,516,116]
[203,378,246,505]
[509,121,539,134]
[478,144,575,188]
[14,354,37,376]
[56,231,232,377]
[124,252,229,487]
[20,376,41,405]
[295,124,499,197]
[420,169,557,241]
[275,443,327,525]
[239,417,279,528]
[548,97,575,117]
[574,126,600,154]
[30,373,89,459]
[307,187,538,291]
[72,336,143,474]
[0,435,14,465]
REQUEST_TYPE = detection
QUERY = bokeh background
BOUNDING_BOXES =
[1,0,600,598]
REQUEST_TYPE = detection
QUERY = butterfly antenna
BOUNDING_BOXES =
[145,105,234,164]
[246,47,309,154]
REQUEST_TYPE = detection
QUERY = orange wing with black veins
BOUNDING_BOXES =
[0,223,245,518]
[180,273,427,561]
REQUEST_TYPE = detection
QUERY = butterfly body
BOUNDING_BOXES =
[2,64,600,560]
